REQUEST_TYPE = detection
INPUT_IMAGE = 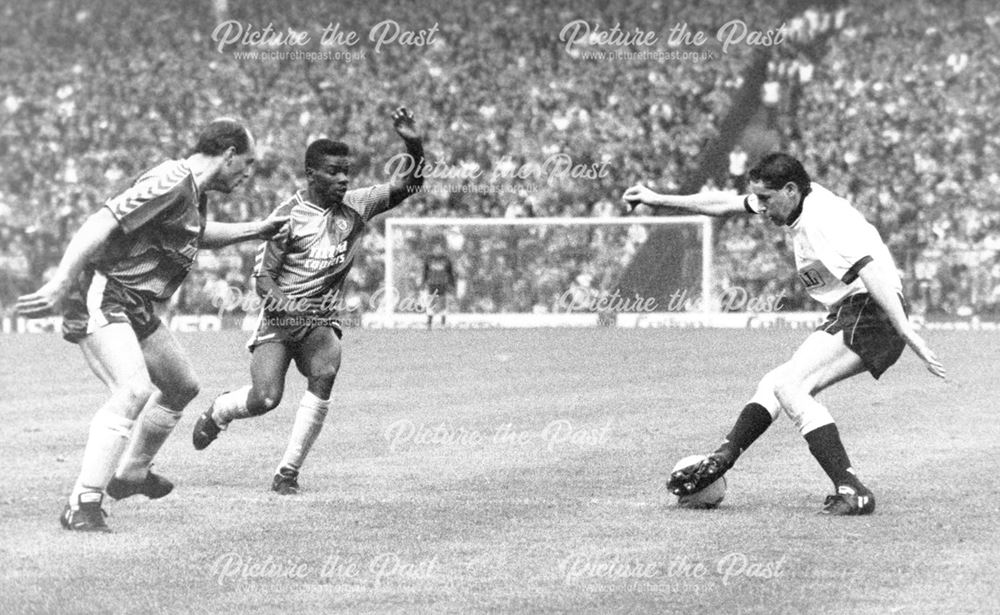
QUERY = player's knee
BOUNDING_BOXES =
[174,377,200,406]
[750,370,783,420]
[119,376,155,410]
[754,369,778,398]
[772,376,805,409]
[309,365,338,390]
[247,388,282,416]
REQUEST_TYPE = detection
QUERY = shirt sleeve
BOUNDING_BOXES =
[104,162,191,234]
[343,183,392,222]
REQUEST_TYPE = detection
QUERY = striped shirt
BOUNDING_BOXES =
[253,184,391,301]
[93,160,206,300]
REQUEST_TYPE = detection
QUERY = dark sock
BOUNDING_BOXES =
[716,402,773,459]
[803,423,864,492]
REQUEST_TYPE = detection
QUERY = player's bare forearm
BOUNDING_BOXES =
[858,264,912,338]
[15,208,118,316]
[51,209,118,285]
[622,184,747,216]
[201,215,287,249]
[859,263,946,378]
[201,221,264,249]
[388,106,425,207]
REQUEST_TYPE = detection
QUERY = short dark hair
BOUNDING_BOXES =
[748,153,812,196]
[305,139,351,171]
[194,118,252,156]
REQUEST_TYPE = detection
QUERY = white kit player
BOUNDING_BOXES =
[623,153,945,515]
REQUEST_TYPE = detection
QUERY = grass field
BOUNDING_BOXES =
[1,327,997,614]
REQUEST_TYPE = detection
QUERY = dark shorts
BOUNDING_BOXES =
[247,311,343,352]
[423,287,452,313]
[62,269,162,343]
[817,293,907,379]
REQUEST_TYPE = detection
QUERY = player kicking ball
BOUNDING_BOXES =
[16,119,287,532]
[623,153,946,515]
[192,107,425,494]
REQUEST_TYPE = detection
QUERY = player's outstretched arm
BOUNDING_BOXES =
[15,208,119,317]
[858,263,946,379]
[200,210,289,249]
[622,184,748,217]
[387,106,425,207]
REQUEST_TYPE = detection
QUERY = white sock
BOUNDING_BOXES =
[212,386,252,426]
[277,391,330,473]
[116,403,183,482]
[70,409,134,508]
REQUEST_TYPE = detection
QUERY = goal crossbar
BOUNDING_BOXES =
[383,216,714,315]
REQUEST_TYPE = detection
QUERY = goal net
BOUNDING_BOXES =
[380,216,714,319]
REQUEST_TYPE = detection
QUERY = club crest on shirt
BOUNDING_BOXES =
[336,218,349,232]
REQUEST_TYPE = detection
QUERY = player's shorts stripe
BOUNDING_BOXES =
[85,272,109,335]
[822,302,844,333]
[246,310,267,349]
[849,295,869,345]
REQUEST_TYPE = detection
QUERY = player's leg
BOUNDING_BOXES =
[272,326,341,493]
[772,330,874,513]
[64,323,156,530]
[669,354,791,496]
[108,325,200,498]
[193,342,293,449]
[440,291,452,327]
[669,331,866,498]
[723,332,866,459]
[422,289,435,329]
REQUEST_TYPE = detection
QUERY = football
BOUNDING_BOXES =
[672,454,727,509]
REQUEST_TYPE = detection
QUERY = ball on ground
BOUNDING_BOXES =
[673,454,726,509]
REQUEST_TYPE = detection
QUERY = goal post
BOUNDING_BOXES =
[382,216,714,317]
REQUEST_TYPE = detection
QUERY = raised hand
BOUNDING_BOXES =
[391,106,421,143]
[259,211,290,239]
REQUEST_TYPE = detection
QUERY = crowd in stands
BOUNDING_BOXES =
[1,0,997,317]
[751,0,1000,314]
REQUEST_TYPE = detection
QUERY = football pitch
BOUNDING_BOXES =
[2,327,997,614]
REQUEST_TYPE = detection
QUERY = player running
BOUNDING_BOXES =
[16,119,287,532]
[623,153,946,515]
[420,240,457,328]
[192,107,425,494]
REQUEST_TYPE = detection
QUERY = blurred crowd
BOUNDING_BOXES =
[739,0,1000,315]
[1,0,997,317]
